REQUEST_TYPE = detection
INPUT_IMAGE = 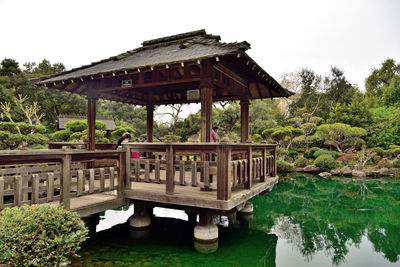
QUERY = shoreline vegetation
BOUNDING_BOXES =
[1,58,399,180]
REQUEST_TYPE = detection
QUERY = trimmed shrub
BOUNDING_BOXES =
[313,148,339,159]
[98,137,110,143]
[304,147,320,159]
[373,155,381,163]
[314,154,336,170]
[277,160,293,173]
[377,158,392,168]
[52,129,71,142]
[294,157,309,167]
[65,120,87,132]
[95,121,107,130]
[0,204,88,266]
[392,159,400,168]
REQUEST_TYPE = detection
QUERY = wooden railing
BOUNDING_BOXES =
[123,142,277,201]
[0,150,125,211]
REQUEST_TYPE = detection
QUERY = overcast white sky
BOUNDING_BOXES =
[1,0,399,120]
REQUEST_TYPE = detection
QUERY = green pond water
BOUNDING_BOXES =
[71,173,400,267]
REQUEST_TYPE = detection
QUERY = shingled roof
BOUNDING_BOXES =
[35,29,292,104]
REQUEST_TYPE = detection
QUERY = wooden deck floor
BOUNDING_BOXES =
[125,176,279,212]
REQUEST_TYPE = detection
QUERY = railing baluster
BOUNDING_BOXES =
[145,160,150,182]
[0,177,3,209]
[14,175,22,207]
[99,168,105,192]
[77,170,84,196]
[191,161,197,187]
[32,174,40,204]
[89,169,94,194]
[135,159,140,181]
[179,161,185,185]
[109,167,115,190]
[155,160,160,183]
[203,161,210,189]
[47,173,54,202]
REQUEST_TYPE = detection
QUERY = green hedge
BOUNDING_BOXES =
[0,204,88,266]
[314,154,336,170]
[277,160,293,173]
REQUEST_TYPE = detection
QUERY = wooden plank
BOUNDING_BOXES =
[118,151,126,197]
[166,145,175,194]
[245,147,253,189]
[61,154,71,210]
[77,170,84,196]
[203,161,210,189]
[261,147,267,182]
[14,175,22,206]
[125,147,131,186]
[99,168,105,192]
[0,165,59,175]
[47,173,54,202]
[155,160,160,183]
[145,160,150,182]
[191,161,197,187]
[0,177,4,209]
[134,159,140,181]
[109,167,115,190]
[232,161,238,187]
[179,161,185,185]
[31,174,40,204]
[89,169,94,194]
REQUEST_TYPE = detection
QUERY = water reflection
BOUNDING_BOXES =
[251,174,400,265]
[72,174,400,266]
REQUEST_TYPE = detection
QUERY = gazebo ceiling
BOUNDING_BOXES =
[34,29,293,106]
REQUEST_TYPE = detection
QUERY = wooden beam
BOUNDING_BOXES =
[214,64,248,88]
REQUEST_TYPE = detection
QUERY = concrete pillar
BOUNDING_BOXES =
[128,201,152,230]
[194,213,218,253]
[237,201,254,226]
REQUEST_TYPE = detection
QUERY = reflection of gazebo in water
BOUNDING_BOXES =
[34,29,292,150]
[32,30,292,248]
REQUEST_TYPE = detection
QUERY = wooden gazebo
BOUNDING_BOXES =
[34,29,292,149]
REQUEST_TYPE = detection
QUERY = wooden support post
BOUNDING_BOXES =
[217,142,232,200]
[240,96,249,143]
[145,160,150,182]
[201,87,213,143]
[245,146,253,189]
[166,144,175,195]
[179,161,185,185]
[155,160,160,183]
[87,97,96,151]
[60,154,71,210]
[118,151,126,197]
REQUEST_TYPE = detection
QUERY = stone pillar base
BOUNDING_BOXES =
[194,213,218,253]
[128,201,151,230]
[237,201,254,215]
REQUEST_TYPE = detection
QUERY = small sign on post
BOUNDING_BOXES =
[187,89,200,100]
[121,80,133,88]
